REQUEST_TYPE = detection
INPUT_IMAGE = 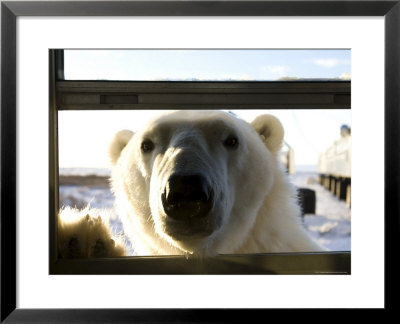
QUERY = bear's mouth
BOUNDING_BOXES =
[161,192,213,220]
[161,174,214,220]
[161,191,216,240]
[160,173,217,239]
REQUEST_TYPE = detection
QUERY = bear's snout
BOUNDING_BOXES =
[162,174,213,220]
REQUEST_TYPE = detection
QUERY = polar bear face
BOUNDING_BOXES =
[109,110,284,255]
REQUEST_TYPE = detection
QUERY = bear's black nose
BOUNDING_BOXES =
[162,174,213,220]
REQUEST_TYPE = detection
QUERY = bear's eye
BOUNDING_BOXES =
[141,139,155,153]
[223,135,239,149]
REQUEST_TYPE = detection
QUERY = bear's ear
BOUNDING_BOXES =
[251,115,284,153]
[108,130,134,165]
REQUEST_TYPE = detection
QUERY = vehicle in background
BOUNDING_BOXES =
[318,125,351,207]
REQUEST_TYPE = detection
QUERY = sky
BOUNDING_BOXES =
[64,49,351,81]
[58,109,351,170]
[59,49,351,170]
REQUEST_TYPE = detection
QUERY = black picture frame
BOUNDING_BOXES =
[1,0,398,321]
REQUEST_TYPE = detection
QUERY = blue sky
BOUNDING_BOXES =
[60,50,351,170]
[64,49,351,81]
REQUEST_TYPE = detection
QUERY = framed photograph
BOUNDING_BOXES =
[1,0,397,321]
[52,48,352,274]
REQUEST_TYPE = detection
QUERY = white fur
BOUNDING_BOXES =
[58,110,324,257]
[58,206,126,258]
[108,110,324,256]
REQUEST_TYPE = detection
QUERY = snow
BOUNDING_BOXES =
[290,171,351,251]
[59,167,111,177]
[59,168,351,253]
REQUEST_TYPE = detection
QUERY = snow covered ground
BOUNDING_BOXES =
[290,171,351,251]
[59,168,351,253]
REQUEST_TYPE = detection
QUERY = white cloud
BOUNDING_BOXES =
[311,58,350,68]
[339,72,351,80]
[278,76,299,81]
[219,74,254,81]
[155,74,255,81]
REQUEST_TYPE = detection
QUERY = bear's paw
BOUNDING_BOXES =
[57,206,126,258]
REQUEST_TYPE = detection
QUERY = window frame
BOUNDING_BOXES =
[56,80,350,111]
[49,49,351,275]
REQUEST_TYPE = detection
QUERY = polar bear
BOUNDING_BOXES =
[58,110,323,258]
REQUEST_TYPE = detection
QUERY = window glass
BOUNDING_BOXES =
[64,49,351,81]
[58,109,351,254]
